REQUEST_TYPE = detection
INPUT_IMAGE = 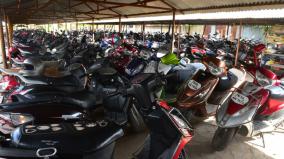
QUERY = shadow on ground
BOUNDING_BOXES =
[114,118,283,159]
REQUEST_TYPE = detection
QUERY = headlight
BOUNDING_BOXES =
[0,112,34,126]
[0,81,9,92]
[256,71,274,86]
[208,65,224,76]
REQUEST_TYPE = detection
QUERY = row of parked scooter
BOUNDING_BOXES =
[0,29,282,159]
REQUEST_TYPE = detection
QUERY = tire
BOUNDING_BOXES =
[211,127,237,151]
[183,110,203,125]
[178,149,189,159]
[128,98,146,133]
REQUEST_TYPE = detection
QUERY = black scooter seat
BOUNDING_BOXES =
[9,122,123,158]
[12,89,99,110]
[64,91,99,109]
[26,75,83,89]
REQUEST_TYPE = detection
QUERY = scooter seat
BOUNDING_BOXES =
[10,121,123,158]
[64,90,99,109]
[215,68,245,91]
[269,86,284,99]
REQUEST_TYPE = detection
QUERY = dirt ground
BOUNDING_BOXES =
[114,117,284,159]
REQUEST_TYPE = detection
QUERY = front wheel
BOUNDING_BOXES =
[178,149,189,159]
[211,127,238,151]
[128,98,146,133]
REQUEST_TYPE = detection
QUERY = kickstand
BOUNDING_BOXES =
[259,133,265,148]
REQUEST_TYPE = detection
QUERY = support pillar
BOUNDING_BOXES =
[171,10,176,53]
[118,16,122,33]
[65,22,67,31]
[5,16,10,49]
[92,18,95,42]
[142,22,145,42]
[202,25,206,38]
[0,17,8,69]
[76,21,78,30]
[7,16,12,48]
[235,21,243,67]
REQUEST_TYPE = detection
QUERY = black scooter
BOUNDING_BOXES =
[0,68,193,158]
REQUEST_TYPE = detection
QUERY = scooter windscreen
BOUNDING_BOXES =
[216,82,269,128]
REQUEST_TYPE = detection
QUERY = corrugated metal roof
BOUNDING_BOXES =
[1,0,284,24]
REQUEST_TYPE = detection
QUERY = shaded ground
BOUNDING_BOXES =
[115,117,284,159]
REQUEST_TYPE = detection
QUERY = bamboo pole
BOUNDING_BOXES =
[0,17,8,69]
[234,20,243,67]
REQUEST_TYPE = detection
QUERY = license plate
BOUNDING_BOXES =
[187,80,201,90]
[0,96,4,103]
[231,92,249,105]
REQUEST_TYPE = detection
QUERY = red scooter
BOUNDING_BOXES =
[212,43,284,151]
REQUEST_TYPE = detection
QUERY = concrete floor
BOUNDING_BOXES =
[114,117,284,159]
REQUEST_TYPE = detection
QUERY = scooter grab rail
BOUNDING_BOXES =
[36,147,57,158]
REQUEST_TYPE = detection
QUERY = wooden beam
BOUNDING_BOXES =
[16,0,21,14]
[81,0,170,11]
[0,15,8,69]
[26,0,54,19]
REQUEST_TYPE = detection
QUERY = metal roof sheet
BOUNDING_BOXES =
[0,0,283,24]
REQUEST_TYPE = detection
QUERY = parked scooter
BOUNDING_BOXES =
[211,45,284,151]
[175,56,246,122]
[0,67,193,159]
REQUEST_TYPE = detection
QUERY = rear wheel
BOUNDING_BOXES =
[211,127,237,151]
[128,98,146,133]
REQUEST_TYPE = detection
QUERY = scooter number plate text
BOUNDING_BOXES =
[187,80,201,90]
[231,92,249,105]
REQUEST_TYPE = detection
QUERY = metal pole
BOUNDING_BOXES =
[104,24,106,38]
[202,25,206,38]
[142,22,145,42]
[226,25,230,39]
[177,24,181,56]
[171,10,176,53]
[92,18,95,42]
[65,22,67,31]
[0,17,8,69]
[76,21,78,30]
[161,24,163,33]
[235,20,243,67]
[118,16,122,33]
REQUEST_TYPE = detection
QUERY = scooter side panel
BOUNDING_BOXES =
[176,70,219,109]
